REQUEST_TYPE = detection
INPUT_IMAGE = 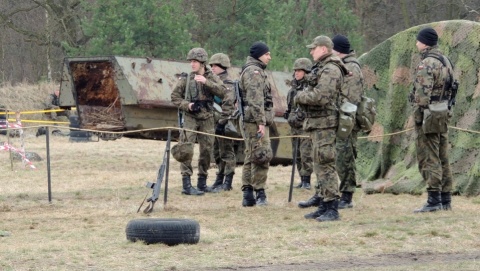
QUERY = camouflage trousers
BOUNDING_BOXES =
[242,122,270,190]
[213,136,236,176]
[180,114,214,177]
[415,125,453,192]
[290,127,313,177]
[310,128,340,202]
[336,130,358,193]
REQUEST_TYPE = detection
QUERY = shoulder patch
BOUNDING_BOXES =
[418,65,424,70]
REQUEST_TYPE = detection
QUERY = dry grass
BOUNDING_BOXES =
[1,129,480,271]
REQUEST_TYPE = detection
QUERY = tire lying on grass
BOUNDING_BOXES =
[126,218,200,245]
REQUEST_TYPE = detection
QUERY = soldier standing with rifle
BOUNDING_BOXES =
[332,34,364,209]
[171,48,226,196]
[208,53,236,192]
[295,36,348,222]
[239,41,273,207]
[284,58,313,190]
[410,27,456,212]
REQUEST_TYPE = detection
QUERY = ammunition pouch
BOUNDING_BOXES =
[287,111,306,129]
[422,101,449,134]
[337,102,357,139]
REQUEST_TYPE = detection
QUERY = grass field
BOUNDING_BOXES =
[1,129,480,271]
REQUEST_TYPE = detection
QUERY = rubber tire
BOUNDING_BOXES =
[126,218,200,245]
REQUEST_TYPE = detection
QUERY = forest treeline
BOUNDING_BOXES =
[0,0,479,84]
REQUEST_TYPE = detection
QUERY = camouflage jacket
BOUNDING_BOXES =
[341,53,364,105]
[240,56,273,126]
[286,78,308,129]
[294,53,348,130]
[216,71,236,124]
[171,67,226,120]
[412,46,453,108]
[45,94,59,108]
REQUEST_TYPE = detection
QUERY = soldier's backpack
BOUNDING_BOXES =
[343,58,377,133]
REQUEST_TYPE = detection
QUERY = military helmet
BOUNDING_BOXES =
[187,48,208,63]
[208,53,231,68]
[171,142,194,163]
[293,58,312,72]
[251,144,273,165]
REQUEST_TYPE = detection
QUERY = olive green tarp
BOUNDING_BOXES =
[357,20,480,197]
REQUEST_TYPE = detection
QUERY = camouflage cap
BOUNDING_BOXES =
[251,144,273,165]
[306,36,333,49]
[171,142,194,163]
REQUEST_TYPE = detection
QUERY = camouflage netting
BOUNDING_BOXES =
[357,20,480,197]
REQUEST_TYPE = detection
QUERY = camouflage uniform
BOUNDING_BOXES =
[45,93,69,120]
[212,71,236,183]
[336,53,364,207]
[411,45,454,211]
[240,56,273,204]
[295,53,346,202]
[170,66,226,181]
[286,78,313,187]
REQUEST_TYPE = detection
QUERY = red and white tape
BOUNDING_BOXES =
[0,142,36,170]
[0,123,22,129]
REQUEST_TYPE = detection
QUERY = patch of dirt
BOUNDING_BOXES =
[209,251,480,271]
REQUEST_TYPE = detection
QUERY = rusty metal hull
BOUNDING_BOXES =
[59,56,294,164]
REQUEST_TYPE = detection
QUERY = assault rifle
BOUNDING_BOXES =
[233,80,245,127]
[448,80,459,110]
[138,131,171,213]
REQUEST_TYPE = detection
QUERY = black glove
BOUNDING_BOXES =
[190,100,203,113]
[283,111,290,120]
[215,122,226,135]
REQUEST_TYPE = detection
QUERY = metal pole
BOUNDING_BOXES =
[288,137,299,202]
[163,130,171,208]
[46,126,52,203]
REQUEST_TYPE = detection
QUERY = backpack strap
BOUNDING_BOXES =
[425,53,454,101]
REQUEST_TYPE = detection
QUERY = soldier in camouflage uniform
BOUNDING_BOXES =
[208,53,236,192]
[240,41,273,207]
[37,89,70,136]
[284,58,313,190]
[410,28,454,212]
[171,48,226,196]
[294,36,348,222]
[332,34,365,209]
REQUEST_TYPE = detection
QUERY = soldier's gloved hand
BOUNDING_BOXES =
[215,122,226,135]
[190,101,201,113]
[283,111,290,120]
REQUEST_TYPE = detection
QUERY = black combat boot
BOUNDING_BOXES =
[316,199,340,222]
[222,173,234,191]
[298,193,321,208]
[242,185,256,207]
[338,192,353,209]
[441,192,452,211]
[304,198,327,219]
[301,176,311,190]
[181,175,204,196]
[414,191,442,213]
[255,189,268,206]
[206,174,224,192]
